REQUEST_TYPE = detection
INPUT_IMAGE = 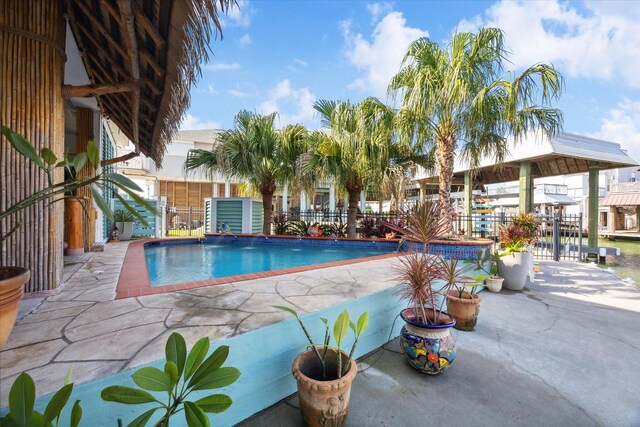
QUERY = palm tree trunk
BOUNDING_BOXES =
[347,189,361,238]
[262,192,274,234]
[437,137,455,235]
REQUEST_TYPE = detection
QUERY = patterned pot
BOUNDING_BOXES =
[0,267,29,349]
[399,308,456,375]
[292,348,357,427]
[446,290,481,331]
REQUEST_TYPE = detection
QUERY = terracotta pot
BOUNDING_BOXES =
[446,290,481,331]
[292,348,357,427]
[399,308,456,375]
[485,276,504,293]
[0,267,29,349]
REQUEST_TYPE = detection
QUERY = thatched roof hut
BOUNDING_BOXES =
[1,0,234,292]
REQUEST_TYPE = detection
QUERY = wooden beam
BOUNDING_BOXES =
[73,1,129,60]
[62,82,139,98]
[133,3,165,49]
[118,0,141,150]
[101,151,139,167]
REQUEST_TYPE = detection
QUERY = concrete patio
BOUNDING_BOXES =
[1,241,639,426]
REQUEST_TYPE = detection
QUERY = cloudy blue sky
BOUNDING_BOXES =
[182,0,640,162]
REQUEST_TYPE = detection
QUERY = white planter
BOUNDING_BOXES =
[497,252,532,291]
[485,276,504,293]
[116,221,134,241]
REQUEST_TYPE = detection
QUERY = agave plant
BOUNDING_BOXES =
[1,126,156,241]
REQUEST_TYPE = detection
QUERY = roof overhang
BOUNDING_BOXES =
[599,193,640,207]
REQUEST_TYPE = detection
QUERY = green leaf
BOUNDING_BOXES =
[194,394,232,414]
[132,367,172,392]
[113,192,149,226]
[9,372,35,427]
[1,126,43,168]
[188,346,229,389]
[165,332,187,379]
[272,305,298,317]
[104,172,143,192]
[191,367,240,391]
[89,186,113,220]
[73,153,88,172]
[184,338,210,381]
[85,140,99,168]
[333,310,350,348]
[126,407,157,427]
[101,386,157,405]
[164,361,179,388]
[43,383,73,425]
[356,312,369,337]
[70,400,82,427]
[184,401,210,427]
[349,320,356,334]
[40,147,57,166]
[319,317,328,325]
[64,367,73,386]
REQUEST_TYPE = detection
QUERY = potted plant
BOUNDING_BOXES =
[0,126,154,349]
[466,249,504,293]
[497,213,540,291]
[114,209,136,241]
[275,306,368,427]
[394,202,458,375]
[442,258,483,331]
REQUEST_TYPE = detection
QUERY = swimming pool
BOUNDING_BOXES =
[145,240,394,286]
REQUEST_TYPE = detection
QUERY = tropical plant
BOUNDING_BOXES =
[389,27,564,233]
[1,126,156,241]
[440,257,483,299]
[101,332,240,427]
[324,219,348,237]
[498,215,538,254]
[184,111,308,234]
[289,220,314,236]
[274,306,368,379]
[465,249,501,278]
[359,216,377,238]
[511,212,540,243]
[302,98,426,238]
[272,212,291,235]
[114,209,137,223]
[0,371,82,427]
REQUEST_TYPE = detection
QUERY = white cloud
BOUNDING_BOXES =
[203,62,241,71]
[293,58,308,67]
[228,89,249,98]
[341,12,428,98]
[238,34,252,47]
[258,79,317,127]
[180,114,222,130]
[366,2,393,24]
[592,100,640,164]
[225,0,253,28]
[458,0,640,87]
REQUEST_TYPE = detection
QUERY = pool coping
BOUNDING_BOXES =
[116,236,403,299]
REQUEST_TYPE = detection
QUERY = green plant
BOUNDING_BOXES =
[101,332,240,427]
[288,220,314,236]
[511,212,540,243]
[465,249,501,278]
[0,371,82,427]
[272,212,291,235]
[114,210,137,223]
[1,126,156,241]
[274,306,368,380]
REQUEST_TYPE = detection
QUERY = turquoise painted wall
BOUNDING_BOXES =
[113,198,157,237]
[251,201,263,234]
[216,200,242,232]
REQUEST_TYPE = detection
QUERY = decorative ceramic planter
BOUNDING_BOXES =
[292,348,357,427]
[115,221,134,241]
[0,267,30,349]
[399,308,456,375]
[446,290,481,331]
[497,251,533,291]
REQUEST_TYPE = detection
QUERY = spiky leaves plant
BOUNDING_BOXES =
[389,28,563,233]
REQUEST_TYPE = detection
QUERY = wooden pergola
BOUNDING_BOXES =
[1,0,233,292]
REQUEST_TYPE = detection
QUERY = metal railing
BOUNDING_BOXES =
[165,207,205,237]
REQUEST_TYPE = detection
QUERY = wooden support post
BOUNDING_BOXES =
[1,0,66,292]
[62,82,139,98]
[64,199,84,256]
[464,171,473,237]
[636,206,640,232]
[75,108,95,252]
[519,161,533,213]
[588,162,599,249]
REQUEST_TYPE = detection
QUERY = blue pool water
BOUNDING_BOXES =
[145,241,393,286]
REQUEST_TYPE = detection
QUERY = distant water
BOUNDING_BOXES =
[597,238,640,287]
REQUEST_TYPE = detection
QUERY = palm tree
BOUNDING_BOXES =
[389,27,563,234]
[184,110,308,234]
[302,98,406,237]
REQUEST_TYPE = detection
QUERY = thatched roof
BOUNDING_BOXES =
[64,0,234,166]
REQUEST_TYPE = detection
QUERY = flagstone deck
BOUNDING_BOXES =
[0,241,400,406]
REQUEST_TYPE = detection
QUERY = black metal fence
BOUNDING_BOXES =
[165,207,205,237]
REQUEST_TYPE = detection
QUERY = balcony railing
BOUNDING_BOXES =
[610,182,640,193]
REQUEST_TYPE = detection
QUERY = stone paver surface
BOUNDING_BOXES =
[0,240,401,406]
